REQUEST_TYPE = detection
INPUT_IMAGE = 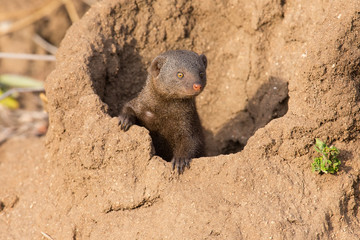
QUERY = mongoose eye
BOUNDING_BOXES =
[199,72,205,78]
[177,72,184,79]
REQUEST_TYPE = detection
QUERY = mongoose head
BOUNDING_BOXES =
[149,50,207,99]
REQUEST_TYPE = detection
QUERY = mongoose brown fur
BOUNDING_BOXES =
[118,50,207,174]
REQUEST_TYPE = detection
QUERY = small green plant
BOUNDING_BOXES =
[312,138,340,174]
[0,74,44,109]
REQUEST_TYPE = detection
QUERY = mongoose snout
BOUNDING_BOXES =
[193,83,202,91]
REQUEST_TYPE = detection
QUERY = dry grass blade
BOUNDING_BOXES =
[0,0,55,22]
[0,128,14,145]
[0,52,56,61]
[81,0,97,6]
[39,93,49,112]
[62,0,80,22]
[0,0,63,36]
[40,231,54,240]
[33,34,58,55]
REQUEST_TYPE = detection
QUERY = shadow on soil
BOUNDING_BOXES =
[205,77,289,156]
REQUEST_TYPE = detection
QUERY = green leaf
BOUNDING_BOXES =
[314,146,322,153]
[315,138,326,151]
[312,138,341,174]
[0,89,19,109]
[0,74,43,88]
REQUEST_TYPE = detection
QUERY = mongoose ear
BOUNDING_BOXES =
[149,56,166,77]
[200,54,207,69]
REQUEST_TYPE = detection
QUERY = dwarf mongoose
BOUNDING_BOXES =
[118,50,207,173]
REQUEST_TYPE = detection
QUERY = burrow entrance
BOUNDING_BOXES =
[90,43,289,158]
[85,1,290,159]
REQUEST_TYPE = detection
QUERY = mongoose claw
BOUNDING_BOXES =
[171,157,191,174]
[118,114,133,131]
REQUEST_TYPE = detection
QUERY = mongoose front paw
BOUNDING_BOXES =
[118,114,133,131]
[171,157,191,174]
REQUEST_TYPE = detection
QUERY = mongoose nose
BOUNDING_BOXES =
[193,83,202,91]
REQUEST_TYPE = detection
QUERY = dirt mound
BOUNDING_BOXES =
[1,0,360,239]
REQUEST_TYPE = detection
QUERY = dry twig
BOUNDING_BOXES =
[0,0,64,36]
[0,52,56,61]
[40,231,54,240]
[0,0,54,22]
[33,34,58,55]
[62,0,80,22]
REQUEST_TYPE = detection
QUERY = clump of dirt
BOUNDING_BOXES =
[1,0,360,239]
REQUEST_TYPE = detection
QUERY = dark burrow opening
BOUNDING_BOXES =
[209,76,289,156]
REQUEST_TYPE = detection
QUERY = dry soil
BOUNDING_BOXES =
[1,0,360,239]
